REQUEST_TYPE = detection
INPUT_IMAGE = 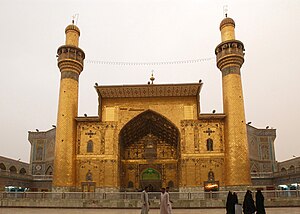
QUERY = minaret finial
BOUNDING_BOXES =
[150,70,155,84]
[72,14,75,24]
[223,5,228,18]
[71,14,79,25]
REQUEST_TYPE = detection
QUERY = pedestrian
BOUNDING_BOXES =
[255,190,266,214]
[243,190,256,214]
[166,186,173,214]
[141,186,150,214]
[233,192,238,205]
[160,187,169,214]
[233,192,242,214]
[226,191,234,214]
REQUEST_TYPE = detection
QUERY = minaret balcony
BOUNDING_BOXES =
[57,45,85,74]
[215,40,245,70]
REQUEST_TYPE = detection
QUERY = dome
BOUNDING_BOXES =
[219,17,235,30]
[65,24,80,36]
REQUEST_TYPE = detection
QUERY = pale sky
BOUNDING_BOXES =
[0,0,299,163]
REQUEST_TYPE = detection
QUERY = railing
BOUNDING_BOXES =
[0,171,52,181]
[0,190,299,200]
[250,172,273,178]
[249,169,300,178]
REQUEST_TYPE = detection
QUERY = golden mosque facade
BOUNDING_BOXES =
[25,17,278,192]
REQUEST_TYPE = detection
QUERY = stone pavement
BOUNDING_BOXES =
[1,208,300,214]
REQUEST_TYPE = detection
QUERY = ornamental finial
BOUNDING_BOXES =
[150,70,155,84]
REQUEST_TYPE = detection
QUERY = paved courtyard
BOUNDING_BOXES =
[1,208,300,214]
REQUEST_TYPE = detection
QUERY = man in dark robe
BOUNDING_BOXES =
[243,190,256,214]
[255,190,266,214]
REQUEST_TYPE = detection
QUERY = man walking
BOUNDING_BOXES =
[166,186,173,214]
[141,186,150,214]
[160,187,170,214]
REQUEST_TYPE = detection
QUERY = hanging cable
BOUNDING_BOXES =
[86,57,214,66]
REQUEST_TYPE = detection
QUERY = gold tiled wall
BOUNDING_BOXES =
[180,120,225,188]
[74,96,228,189]
[222,73,251,186]
[75,122,119,190]
[53,78,78,188]
[101,96,198,130]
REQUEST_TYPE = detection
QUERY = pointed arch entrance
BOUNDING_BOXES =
[119,110,180,191]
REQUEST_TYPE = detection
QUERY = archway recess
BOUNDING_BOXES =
[119,110,180,191]
[0,163,6,171]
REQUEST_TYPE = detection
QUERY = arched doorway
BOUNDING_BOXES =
[140,168,161,191]
[119,110,179,191]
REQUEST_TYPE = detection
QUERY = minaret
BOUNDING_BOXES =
[215,17,251,186]
[52,22,85,191]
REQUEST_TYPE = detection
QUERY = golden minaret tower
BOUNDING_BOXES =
[53,21,85,191]
[215,16,251,186]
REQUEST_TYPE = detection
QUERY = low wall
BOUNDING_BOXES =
[1,190,300,208]
[1,198,300,208]
[0,198,223,208]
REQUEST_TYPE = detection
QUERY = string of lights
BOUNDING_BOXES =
[86,57,214,66]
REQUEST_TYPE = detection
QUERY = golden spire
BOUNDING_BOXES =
[150,70,155,84]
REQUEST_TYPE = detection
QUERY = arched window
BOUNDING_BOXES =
[0,163,6,171]
[206,138,213,151]
[9,166,17,173]
[87,140,93,153]
[208,170,215,182]
[251,164,259,173]
[281,168,287,174]
[289,165,295,173]
[45,166,53,175]
[127,181,134,188]
[86,170,93,181]
[36,146,43,161]
[19,168,26,175]
[167,180,174,188]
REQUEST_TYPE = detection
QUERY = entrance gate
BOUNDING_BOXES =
[119,110,180,191]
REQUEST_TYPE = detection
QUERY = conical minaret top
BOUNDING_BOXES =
[65,22,80,47]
